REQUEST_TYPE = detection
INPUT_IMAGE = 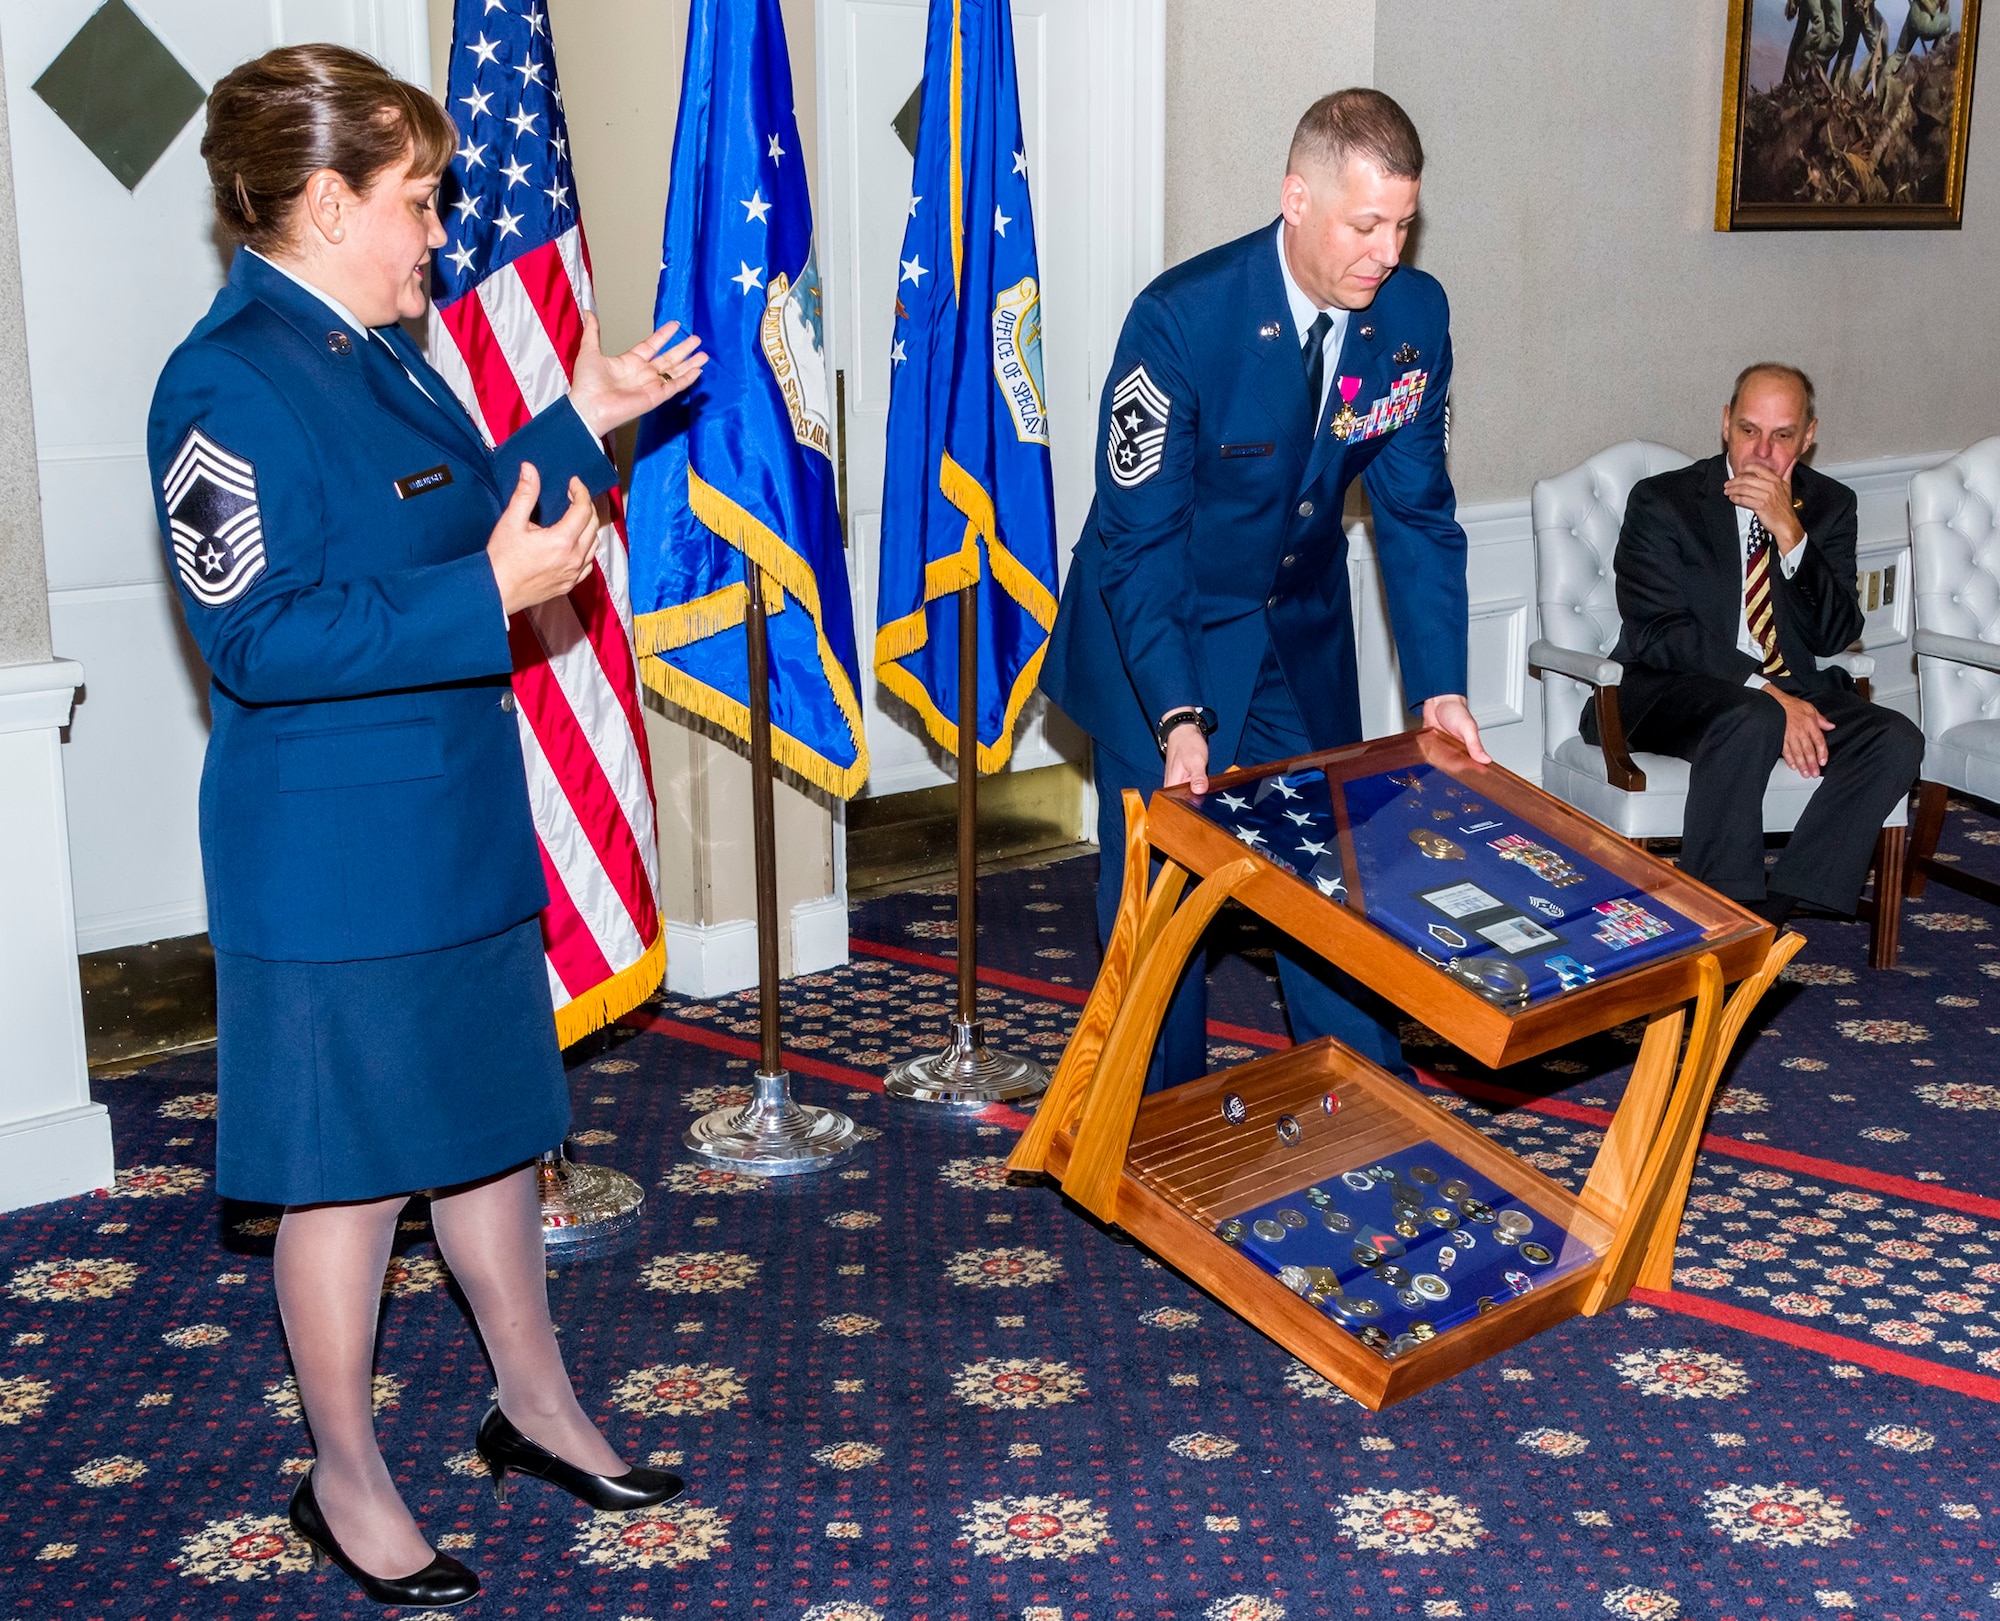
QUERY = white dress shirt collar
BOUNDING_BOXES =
[246,248,374,340]
[1275,222,1347,414]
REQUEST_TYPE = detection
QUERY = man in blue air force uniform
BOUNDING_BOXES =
[1043,88,1486,1090]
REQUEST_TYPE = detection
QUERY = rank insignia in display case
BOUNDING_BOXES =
[1009,731,1797,1409]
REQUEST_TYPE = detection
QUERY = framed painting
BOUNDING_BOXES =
[1717,0,1982,228]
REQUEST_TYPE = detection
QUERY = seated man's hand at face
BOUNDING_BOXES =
[1723,460,1806,552]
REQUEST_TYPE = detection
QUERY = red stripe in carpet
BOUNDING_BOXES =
[1630,1286,2000,1403]
[619,1009,1034,1130]
[848,937,1289,1048]
[1406,1068,2000,1220]
[853,941,1997,1214]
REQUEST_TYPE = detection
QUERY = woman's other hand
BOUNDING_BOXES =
[566,313,708,438]
[486,464,599,615]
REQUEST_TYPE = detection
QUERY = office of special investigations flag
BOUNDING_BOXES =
[876,0,1059,772]
[429,0,664,1045]
[625,0,867,797]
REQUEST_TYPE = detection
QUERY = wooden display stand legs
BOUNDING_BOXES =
[1007,793,1802,1407]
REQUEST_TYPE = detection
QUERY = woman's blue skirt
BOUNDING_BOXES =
[213,917,570,1205]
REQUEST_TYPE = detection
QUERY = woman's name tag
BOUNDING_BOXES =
[394,464,454,499]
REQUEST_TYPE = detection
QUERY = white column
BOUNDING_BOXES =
[0,657,112,1213]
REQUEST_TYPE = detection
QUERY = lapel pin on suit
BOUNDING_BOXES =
[1258,320,1282,339]
[327,330,351,355]
[1394,342,1419,365]
[1358,325,1374,340]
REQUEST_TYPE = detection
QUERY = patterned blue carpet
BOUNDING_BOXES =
[6,801,2000,1619]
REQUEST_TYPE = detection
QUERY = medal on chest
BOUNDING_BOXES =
[1328,375,1363,441]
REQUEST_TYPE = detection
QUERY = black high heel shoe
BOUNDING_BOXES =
[475,1403,685,1511]
[288,1467,481,1609]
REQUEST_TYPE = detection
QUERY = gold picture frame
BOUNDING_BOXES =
[1717,0,1981,228]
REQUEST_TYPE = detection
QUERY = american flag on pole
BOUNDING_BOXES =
[429,0,664,1046]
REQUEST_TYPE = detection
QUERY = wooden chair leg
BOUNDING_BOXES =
[1905,780,1948,899]
[1868,824,1906,970]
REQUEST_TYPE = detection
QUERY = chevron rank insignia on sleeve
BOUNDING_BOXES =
[164,427,265,607]
[1106,364,1171,488]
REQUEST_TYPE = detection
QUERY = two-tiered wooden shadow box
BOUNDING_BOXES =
[1009,730,1798,1410]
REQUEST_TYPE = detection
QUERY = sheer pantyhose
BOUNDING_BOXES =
[273,1162,626,1579]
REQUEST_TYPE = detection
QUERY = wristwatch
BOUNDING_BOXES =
[1155,705,1218,757]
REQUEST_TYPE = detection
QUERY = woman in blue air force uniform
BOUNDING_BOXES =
[149,46,706,1608]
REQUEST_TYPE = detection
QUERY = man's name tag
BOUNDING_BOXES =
[394,464,454,499]
[1219,442,1274,459]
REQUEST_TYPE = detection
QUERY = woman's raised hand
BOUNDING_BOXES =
[485,463,600,615]
[566,312,708,438]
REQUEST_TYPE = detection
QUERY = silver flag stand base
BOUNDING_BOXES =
[886,1019,1049,1108]
[539,1145,644,1260]
[683,1070,860,1176]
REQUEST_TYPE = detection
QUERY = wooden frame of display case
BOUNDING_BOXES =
[1009,733,1799,1410]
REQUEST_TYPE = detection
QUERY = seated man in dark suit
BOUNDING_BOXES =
[1585,363,1924,925]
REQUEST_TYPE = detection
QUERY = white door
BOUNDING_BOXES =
[1,0,428,952]
[816,0,1162,798]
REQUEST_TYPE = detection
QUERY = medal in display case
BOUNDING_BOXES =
[1009,730,1799,1410]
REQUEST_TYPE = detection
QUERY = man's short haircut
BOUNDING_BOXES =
[1729,362,1817,424]
[1287,88,1425,181]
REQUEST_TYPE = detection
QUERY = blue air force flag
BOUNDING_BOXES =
[875,0,1060,773]
[626,0,868,797]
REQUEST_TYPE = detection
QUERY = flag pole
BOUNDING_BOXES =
[885,583,1050,1108]
[684,568,859,1173]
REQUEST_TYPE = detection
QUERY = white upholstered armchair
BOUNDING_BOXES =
[1906,437,2000,907]
[1528,440,1907,968]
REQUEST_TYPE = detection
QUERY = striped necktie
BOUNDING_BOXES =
[1745,515,1790,678]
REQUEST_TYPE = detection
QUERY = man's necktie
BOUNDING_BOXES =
[1745,515,1791,678]
[1302,311,1333,428]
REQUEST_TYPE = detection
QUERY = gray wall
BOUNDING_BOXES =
[1375,0,2000,505]
[0,56,50,669]
[1164,0,1374,267]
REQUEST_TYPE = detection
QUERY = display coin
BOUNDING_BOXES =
[1320,1209,1354,1233]
[1441,1179,1472,1201]
[1413,1272,1450,1301]
[1409,1320,1438,1342]
[1476,1295,1497,1314]
[1305,1185,1332,1208]
[1253,1218,1285,1242]
[1409,1165,1440,1185]
[1331,1294,1382,1322]
[1390,1182,1423,1210]
[1275,1114,1302,1147]
[1427,1205,1459,1230]
[1358,1325,1393,1352]
[1495,1209,1534,1237]
[1321,1091,1339,1115]
[1351,1244,1385,1268]
[1341,1170,1374,1193]
[1390,1332,1420,1356]
[1460,1198,1496,1224]
[1395,1286,1421,1308]
[1519,1240,1555,1266]
[1450,1228,1477,1250]
[1394,1217,1422,1240]
[1278,1208,1307,1229]
[1216,1219,1246,1243]
[1221,1093,1248,1126]
[1379,1264,1412,1289]
[1277,1265,1311,1295]
[1435,1244,1457,1272]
